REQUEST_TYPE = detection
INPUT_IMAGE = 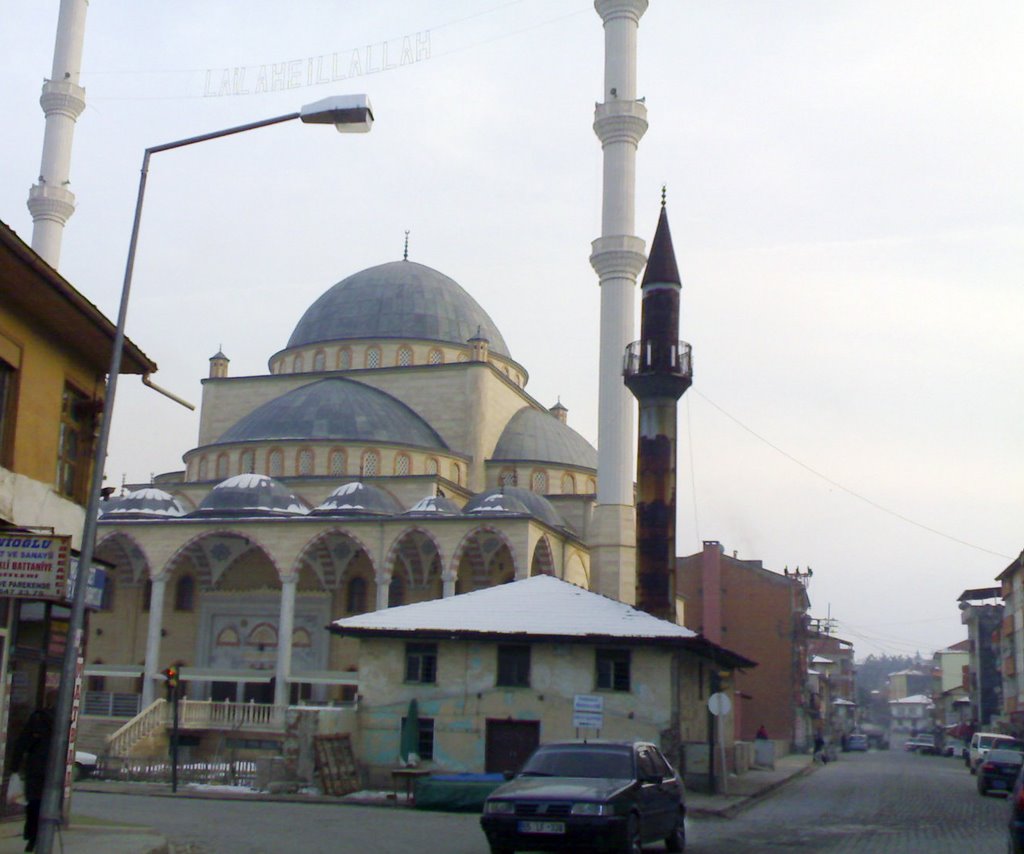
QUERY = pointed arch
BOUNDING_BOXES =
[450,526,519,594]
[530,536,555,577]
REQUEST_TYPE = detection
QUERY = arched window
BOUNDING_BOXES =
[362,450,379,477]
[216,453,229,479]
[346,576,367,614]
[329,449,346,477]
[394,453,410,476]
[142,579,152,612]
[337,348,352,370]
[100,578,115,611]
[457,352,469,363]
[500,468,516,488]
[428,349,444,365]
[268,449,283,477]
[175,575,195,611]
[293,354,304,373]
[197,456,208,481]
[365,347,381,369]
[586,477,596,494]
[531,470,548,493]
[240,450,255,474]
[313,350,326,372]
[297,448,314,476]
[449,462,460,485]
[396,345,413,367]
[561,473,576,494]
[425,458,438,475]
[389,573,405,607]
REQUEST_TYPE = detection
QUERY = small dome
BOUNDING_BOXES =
[102,488,186,519]
[403,495,460,516]
[285,261,510,358]
[213,378,448,450]
[492,407,597,469]
[464,487,568,530]
[191,474,310,517]
[312,481,402,517]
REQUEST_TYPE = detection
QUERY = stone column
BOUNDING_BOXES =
[141,574,167,708]
[274,575,297,708]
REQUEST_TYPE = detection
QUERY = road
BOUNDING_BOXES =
[71,749,1009,853]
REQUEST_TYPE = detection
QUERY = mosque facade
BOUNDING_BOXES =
[88,259,604,710]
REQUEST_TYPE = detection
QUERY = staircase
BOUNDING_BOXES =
[75,717,125,755]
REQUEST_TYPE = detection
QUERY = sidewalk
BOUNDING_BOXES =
[687,751,816,818]
[0,819,167,854]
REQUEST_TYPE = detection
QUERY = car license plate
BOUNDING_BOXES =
[518,820,565,834]
[993,780,1007,789]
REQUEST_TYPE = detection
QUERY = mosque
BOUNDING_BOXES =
[88,256,603,710]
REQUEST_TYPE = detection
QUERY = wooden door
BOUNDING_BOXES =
[485,719,540,775]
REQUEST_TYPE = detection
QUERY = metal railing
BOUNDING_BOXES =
[83,691,143,718]
[623,339,692,377]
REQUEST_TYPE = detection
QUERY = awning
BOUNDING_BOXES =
[83,664,144,678]
[290,670,359,686]
[179,668,273,684]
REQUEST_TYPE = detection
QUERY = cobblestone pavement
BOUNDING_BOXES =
[686,748,1009,853]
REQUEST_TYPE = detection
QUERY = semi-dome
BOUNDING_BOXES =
[463,487,569,530]
[190,474,310,517]
[491,407,597,469]
[286,260,510,358]
[102,488,186,519]
[214,378,448,450]
[312,481,402,517]
[403,495,460,516]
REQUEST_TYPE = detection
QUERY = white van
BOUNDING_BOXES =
[968,732,1018,773]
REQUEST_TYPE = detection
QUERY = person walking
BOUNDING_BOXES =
[6,709,54,852]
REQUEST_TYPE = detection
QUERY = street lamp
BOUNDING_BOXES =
[36,93,374,854]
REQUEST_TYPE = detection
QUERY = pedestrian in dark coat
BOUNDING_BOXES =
[6,709,54,852]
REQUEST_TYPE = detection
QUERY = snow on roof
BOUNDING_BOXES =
[330,575,699,641]
[812,655,834,664]
[832,698,857,706]
[890,693,933,705]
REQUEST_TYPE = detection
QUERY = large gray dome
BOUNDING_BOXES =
[491,407,597,470]
[312,482,402,517]
[286,260,510,357]
[102,488,186,519]
[463,487,567,530]
[191,474,310,518]
[215,378,448,450]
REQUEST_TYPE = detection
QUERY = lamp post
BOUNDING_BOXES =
[36,94,373,854]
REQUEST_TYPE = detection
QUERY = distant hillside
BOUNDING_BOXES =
[855,653,922,703]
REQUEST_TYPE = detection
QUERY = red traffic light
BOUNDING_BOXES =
[163,666,179,688]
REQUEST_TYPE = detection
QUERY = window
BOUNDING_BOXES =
[175,575,195,612]
[405,643,437,684]
[329,449,346,477]
[0,358,16,467]
[346,577,367,614]
[365,347,381,369]
[457,352,469,363]
[293,354,304,373]
[531,470,548,493]
[561,473,576,494]
[362,450,379,477]
[197,456,208,480]
[586,478,596,494]
[268,449,283,477]
[313,350,326,371]
[240,450,255,474]
[57,384,93,500]
[449,462,460,485]
[499,469,516,488]
[298,448,314,476]
[428,349,443,365]
[337,348,352,370]
[394,453,410,476]
[497,645,531,688]
[425,457,438,475]
[400,716,435,760]
[596,649,631,692]
[397,345,413,367]
[216,453,229,479]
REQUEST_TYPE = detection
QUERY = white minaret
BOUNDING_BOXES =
[28,0,89,269]
[590,0,648,603]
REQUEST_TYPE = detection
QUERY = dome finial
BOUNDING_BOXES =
[661,185,667,207]
[403,230,410,261]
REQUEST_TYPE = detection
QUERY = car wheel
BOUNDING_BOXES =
[622,812,642,854]
[665,808,686,852]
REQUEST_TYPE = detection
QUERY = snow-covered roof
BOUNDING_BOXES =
[330,575,743,652]
[832,698,857,706]
[888,668,927,676]
[812,655,834,664]
[890,693,933,705]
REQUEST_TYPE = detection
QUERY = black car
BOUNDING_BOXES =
[480,740,685,854]
[977,747,1024,796]
[1009,763,1024,852]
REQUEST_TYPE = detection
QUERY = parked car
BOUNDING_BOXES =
[480,740,685,854]
[977,747,1024,796]
[904,735,936,754]
[73,749,98,780]
[845,733,869,752]
[943,738,966,758]
[968,732,1020,774]
[1008,764,1024,852]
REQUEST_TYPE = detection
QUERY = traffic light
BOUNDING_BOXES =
[163,665,179,691]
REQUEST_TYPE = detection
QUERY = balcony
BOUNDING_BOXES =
[623,340,693,400]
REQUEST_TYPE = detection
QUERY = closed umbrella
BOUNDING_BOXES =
[399,698,420,766]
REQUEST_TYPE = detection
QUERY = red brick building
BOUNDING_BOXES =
[676,541,813,750]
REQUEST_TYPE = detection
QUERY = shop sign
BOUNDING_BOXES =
[0,534,71,599]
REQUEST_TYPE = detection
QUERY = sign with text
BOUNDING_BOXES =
[573,694,604,729]
[0,534,71,599]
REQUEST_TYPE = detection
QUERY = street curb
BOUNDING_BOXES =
[688,762,818,820]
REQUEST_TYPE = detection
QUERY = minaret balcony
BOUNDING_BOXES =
[623,339,693,399]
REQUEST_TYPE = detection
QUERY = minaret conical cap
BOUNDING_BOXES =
[641,202,681,287]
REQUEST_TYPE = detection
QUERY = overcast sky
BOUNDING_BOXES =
[3,1,1021,659]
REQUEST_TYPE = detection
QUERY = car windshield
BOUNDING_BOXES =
[520,746,634,779]
[987,749,1024,763]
